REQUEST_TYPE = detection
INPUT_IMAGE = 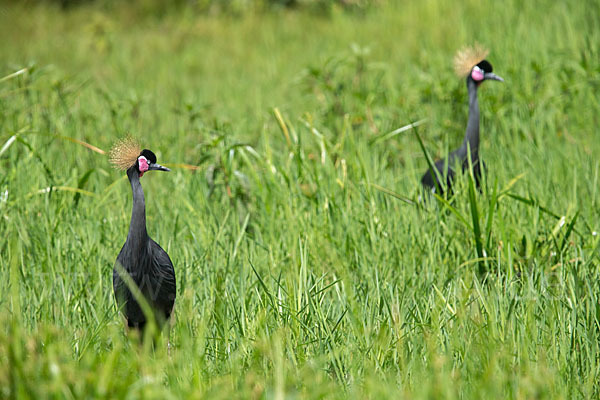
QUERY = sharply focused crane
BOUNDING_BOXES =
[421,46,504,194]
[110,138,176,334]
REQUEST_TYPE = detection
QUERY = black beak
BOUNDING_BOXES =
[484,72,504,82]
[148,163,170,172]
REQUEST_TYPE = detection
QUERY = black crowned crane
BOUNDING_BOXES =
[109,138,176,334]
[421,45,504,194]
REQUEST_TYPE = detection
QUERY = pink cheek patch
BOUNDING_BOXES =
[138,156,149,177]
[471,68,484,81]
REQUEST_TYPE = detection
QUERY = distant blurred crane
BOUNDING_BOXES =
[421,45,504,194]
[110,138,176,334]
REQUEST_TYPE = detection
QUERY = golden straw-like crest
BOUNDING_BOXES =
[109,137,141,170]
[453,44,489,77]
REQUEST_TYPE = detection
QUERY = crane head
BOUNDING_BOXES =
[470,60,504,85]
[110,138,170,176]
[137,149,170,177]
[453,45,503,85]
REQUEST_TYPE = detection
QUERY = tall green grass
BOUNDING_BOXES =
[1,0,599,398]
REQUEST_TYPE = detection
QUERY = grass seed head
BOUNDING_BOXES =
[453,44,490,77]
[109,137,141,170]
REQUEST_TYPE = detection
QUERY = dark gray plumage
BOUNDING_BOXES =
[113,149,176,332]
[421,59,503,194]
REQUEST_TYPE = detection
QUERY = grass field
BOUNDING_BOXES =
[1,0,600,398]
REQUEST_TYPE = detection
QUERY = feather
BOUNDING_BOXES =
[109,137,141,170]
[453,44,489,77]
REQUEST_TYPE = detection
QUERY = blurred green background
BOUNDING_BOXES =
[1,0,599,398]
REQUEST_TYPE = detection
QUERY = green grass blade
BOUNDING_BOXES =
[468,173,485,275]
[413,126,444,196]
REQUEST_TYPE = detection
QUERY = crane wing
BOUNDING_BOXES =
[149,239,177,321]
